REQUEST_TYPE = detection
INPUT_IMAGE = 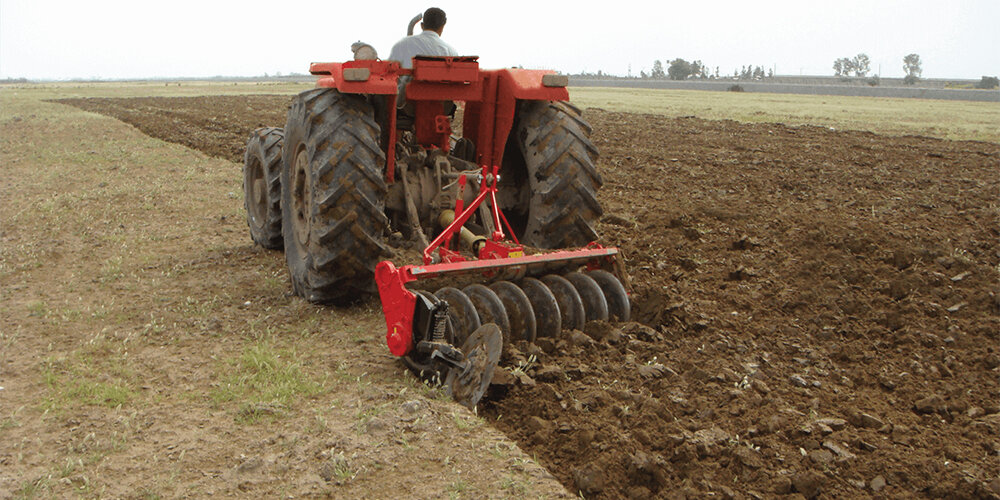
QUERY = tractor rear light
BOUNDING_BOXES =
[542,74,568,87]
[343,68,371,82]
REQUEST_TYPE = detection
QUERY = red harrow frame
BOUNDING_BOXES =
[376,160,620,358]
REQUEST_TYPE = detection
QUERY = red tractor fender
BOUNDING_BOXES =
[309,60,401,95]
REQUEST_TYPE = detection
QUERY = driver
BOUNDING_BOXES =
[388,7,458,69]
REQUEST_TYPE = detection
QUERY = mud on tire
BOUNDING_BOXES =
[243,127,284,249]
[516,101,602,248]
[281,88,390,304]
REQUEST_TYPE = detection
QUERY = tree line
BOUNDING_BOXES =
[831,52,924,85]
[572,54,998,89]
[643,59,773,81]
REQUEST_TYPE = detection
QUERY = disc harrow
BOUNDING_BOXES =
[412,270,627,354]
[373,161,628,409]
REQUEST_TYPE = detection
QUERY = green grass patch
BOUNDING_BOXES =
[15,475,51,499]
[210,340,326,423]
[57,378,134,409]
[40,337,138,412]
[447,478,471,498]
[26,301,49,318]
[499,474,529,496]
[0,415,22,434]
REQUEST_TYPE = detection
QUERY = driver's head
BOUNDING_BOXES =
[421,7,447,34]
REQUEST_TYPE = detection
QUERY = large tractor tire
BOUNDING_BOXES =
[281,88,390,304]
[243,127,284,249]
[516,101,602,248]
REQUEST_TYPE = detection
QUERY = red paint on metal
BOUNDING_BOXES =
[411,56,480,82]
[414,101,450,151]
[375,248,620,359]
[422,171,491,265]
[375,261,418,356]
[311,60,403,95]
[477,239,523,260]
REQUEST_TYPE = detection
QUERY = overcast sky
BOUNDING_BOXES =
[1,0,997,80]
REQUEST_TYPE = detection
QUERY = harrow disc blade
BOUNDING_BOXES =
[489,281,537,343]
[566,272,609,322]
[434,287,481,346]
[520,277,561,338]
[463,284,511,346]
[587,270,631,322]
[445,323,503,409]
[541,274,586,332]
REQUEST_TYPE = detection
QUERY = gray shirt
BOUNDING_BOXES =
[388,30,458,69]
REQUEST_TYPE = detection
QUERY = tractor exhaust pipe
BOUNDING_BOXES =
[407,13,423,36]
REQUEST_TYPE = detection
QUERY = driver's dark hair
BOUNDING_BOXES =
[422,7,447,31]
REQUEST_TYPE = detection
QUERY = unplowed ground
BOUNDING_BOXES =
[53,95,1000,498]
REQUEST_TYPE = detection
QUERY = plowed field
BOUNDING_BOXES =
[59,95,1000,498]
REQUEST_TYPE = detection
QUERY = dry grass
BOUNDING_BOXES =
[570,86,1000,143]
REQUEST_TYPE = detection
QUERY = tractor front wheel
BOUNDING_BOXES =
[243,127,284,249]
[280,89,390,303]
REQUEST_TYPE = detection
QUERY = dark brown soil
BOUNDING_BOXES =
[60,95,1000,499]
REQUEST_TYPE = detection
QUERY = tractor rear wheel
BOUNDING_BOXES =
[243,127,284,249]
[516,101,602,248]
[281,88,390,303]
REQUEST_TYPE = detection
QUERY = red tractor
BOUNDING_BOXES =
[243,23,628,407]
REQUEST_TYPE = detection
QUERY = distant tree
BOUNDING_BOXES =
[668,58,693,80]
[767,68,774,78]
[867,75,880,86]
[651,60,665,79]
[833,57,855,78]
[903,53,922,85]
[714,67,720,79]
[691,60,710,79]
[976,76,999,89]
[852,53,871,77]
[640,70,648,79]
